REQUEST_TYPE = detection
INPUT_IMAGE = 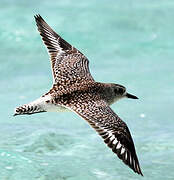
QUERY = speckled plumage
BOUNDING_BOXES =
[14,15,143,176]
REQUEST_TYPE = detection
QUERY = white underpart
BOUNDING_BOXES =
[26,95,70,113]
[46,104,69,112]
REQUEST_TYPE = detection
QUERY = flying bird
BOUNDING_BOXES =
[14,15,143,176]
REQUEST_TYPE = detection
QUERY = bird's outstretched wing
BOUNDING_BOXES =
[34,15,94,90]
[64,93,143,176]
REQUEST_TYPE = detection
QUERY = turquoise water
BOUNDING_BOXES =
[1,0,174,179]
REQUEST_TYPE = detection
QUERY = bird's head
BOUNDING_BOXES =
[109,84,138,104]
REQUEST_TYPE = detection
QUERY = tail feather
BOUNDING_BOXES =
[14,104,46,116]
[14,95,52,116]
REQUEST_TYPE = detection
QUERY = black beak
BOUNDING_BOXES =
[126,93,138,99]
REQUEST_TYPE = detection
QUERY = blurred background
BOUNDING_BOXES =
[0,0,174,179]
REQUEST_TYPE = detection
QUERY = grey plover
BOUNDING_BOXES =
[14,15,143,176]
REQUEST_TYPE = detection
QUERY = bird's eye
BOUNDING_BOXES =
[114,88,118,94]
[114,87,124,94]
[118,88,124,94]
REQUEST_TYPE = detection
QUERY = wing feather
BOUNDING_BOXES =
[34,14,94,88]
[64,95,143,176]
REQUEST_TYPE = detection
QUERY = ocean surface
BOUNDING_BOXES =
[1,0,174,179]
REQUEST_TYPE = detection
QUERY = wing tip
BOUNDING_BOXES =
[136,170,143,176]
[139,171,144,176]
[34,14,42,20]
[104,132,144,176]
[123,150,143,176]
[126,152,143,176]
[136,163,143,176]
[34,14,45,25]
[132,154,143,176]
[134,162,143,176]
